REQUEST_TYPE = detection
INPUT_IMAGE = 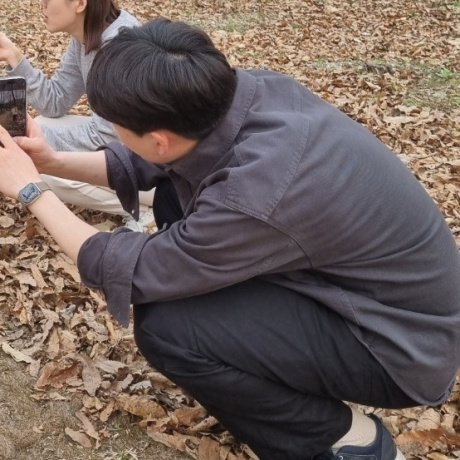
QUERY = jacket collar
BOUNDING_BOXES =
[164,69,257,187]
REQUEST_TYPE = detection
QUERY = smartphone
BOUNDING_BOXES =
[0,76,27,137]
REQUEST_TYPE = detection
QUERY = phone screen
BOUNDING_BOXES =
[0,77,27,137]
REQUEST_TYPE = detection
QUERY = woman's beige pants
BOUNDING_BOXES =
[36,115,154,216]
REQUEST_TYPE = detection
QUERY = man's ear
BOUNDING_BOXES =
[150,131,170,156]
[76,0,88,14]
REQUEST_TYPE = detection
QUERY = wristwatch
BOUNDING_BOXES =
[17,181,52,206]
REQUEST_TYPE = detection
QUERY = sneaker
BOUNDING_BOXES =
[123,208,155,233]
[315,415,405,460]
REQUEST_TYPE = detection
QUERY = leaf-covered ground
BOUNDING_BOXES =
[0,0,459,459]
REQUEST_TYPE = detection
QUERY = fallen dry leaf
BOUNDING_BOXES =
[64,427,92,448]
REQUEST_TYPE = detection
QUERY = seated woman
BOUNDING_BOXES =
[0,0,154,231]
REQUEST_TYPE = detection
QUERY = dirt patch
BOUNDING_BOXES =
[0,352,188,460]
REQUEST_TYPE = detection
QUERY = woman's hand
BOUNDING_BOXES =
[0,124,42,200]
[0,32,23,68]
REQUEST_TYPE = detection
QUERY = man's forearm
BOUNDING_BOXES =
[45,150,110,187]
[28,190,99,263]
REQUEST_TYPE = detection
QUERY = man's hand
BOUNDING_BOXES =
[0,124,42,200]
[14,115,58,173]
[7,115,110,188]
[0,32,23,68]
[0,120,99,264]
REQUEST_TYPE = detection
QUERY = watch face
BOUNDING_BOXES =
[19,183,41,204]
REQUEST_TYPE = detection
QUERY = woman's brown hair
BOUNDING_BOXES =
[83,0,120,54]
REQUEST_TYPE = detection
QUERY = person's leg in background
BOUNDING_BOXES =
[133,279,417,460]
[152,178,184,229]
[34,114,89,128]
[40,174,154,216]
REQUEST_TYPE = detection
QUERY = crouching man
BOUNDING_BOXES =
[0,18,459,460]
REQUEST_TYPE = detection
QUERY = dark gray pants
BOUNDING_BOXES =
[133,278,417,460]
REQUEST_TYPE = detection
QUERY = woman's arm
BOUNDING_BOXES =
[7,39,85,117]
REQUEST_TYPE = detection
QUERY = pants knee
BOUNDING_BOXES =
[133,306,166,372]
[132,302,198,375]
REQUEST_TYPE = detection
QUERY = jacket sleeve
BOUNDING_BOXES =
[7,39,85,117]
[104,142,169,219]
[77,191,302,327]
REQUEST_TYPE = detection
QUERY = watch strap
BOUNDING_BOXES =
[34,181,52,193]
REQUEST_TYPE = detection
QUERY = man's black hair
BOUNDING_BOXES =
[86,18,237,139]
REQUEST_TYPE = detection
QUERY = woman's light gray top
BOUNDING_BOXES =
[7,10,140,151]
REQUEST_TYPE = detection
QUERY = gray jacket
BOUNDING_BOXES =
[77,69,460,406]
[7,10,139,151]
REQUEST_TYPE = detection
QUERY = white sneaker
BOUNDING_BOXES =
[123,208,155,233]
